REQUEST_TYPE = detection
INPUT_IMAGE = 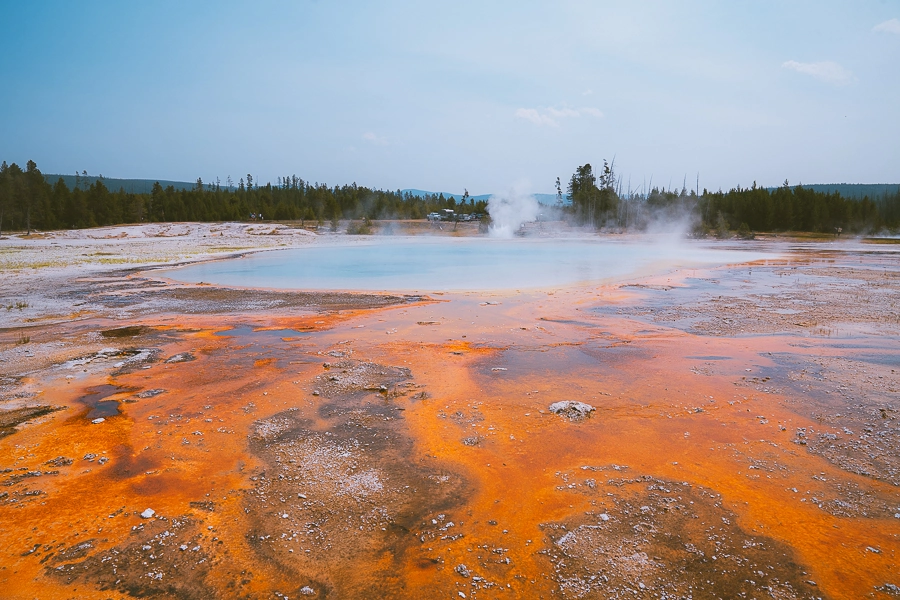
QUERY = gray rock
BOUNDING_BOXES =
[165,352,195,364]
[549,401,595,421]
[140,508,155,519]
[455,564,471,578]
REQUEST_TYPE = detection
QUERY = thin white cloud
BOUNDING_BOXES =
[515,106,604,126]
[782,60,854,85]
[873,18,900,34]
[546,107,581,119]
[582,89,594,96]
[515,108,557,126]
[362,131,388,145]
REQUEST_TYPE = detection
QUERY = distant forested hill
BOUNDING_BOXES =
[44,181,563,204]
[401,189,492,202]
[401,189,561,205]
[44,174,196,194]
[767,183,900,199]
[41,176,900,205]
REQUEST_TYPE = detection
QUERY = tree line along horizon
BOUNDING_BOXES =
[0,159,898,236]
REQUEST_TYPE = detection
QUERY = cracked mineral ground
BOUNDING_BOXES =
[1,236,899,599]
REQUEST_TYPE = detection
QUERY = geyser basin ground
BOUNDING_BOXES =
[1,226,898,599]
[163,236,776,291]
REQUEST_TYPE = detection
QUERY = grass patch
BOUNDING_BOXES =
[29,261,67,268]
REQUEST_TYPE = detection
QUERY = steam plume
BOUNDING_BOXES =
[487,185,540,238]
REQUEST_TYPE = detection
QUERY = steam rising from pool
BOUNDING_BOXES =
[487,186,540,238]
[165,237,774,292]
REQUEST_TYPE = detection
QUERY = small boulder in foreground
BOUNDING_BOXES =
[549,401,595,421]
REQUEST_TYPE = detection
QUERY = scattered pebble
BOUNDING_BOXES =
[549,401,595,421]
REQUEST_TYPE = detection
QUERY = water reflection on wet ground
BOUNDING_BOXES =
[1,241,898,599]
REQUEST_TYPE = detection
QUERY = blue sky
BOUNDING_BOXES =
[1,1,898,194]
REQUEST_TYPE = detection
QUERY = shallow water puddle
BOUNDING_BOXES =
[73,384,137,420]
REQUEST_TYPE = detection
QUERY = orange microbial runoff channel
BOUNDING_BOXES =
[1,247,899,599]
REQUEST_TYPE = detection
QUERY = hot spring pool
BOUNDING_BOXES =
[163,237,775,292]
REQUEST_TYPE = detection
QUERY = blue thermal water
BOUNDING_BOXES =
[163,237,775,292]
